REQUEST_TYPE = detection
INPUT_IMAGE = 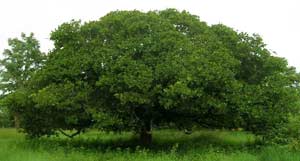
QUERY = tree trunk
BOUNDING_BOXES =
[14,113,20,128]
[140,120,152,146]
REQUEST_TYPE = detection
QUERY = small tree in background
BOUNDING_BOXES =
[0,107,12,128]
[0,33,45,128]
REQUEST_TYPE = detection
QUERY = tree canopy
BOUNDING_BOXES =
[1,9,299,144]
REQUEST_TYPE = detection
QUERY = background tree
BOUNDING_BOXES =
[0,33,45,128]
[0,107,12,128]
[8,9,299,145]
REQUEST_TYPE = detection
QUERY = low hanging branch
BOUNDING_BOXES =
[58,129,82,138]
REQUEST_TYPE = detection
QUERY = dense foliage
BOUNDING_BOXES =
[1,9,299,144]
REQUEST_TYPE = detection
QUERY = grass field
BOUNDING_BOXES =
[0,128,300,161]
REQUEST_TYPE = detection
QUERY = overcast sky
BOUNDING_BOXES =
[0,0,299,69]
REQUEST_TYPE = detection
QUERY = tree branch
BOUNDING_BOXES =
[58,129,81,138]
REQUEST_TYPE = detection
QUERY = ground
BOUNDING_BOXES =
[0,128,299,161]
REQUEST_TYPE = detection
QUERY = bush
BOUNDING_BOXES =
[0,107,12,128]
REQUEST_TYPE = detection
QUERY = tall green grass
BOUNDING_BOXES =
[0,128,300,161]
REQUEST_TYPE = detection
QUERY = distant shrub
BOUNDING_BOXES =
[0,107,12,128]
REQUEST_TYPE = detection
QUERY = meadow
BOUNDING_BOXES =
[1,128,300,161]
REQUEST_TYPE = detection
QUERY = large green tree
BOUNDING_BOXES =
[7,9,299,144]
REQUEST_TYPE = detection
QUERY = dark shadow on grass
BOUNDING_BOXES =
[18,130,258,154]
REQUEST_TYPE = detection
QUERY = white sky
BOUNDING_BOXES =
[0,0,299,69]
